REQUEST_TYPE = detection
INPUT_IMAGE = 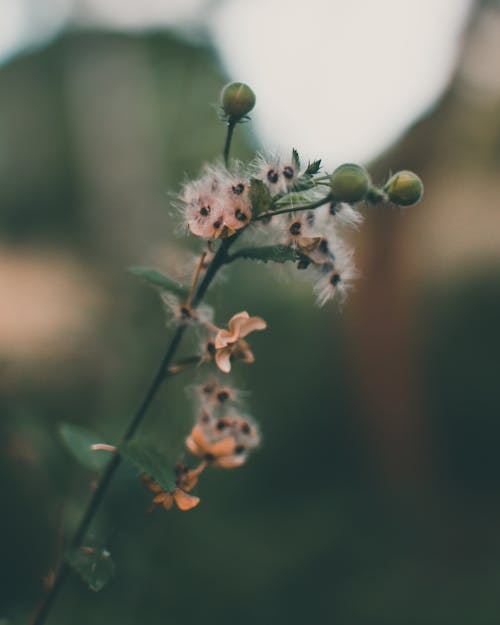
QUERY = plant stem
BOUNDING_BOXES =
[223,118,237,167]
[255,193,333,221]
[166,355,202,377]
[30,236,235,625]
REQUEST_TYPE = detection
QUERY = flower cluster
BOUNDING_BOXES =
[182,166,252,239]
[179,151,395,305]
[138,82,423,512]
[142,312,265,511]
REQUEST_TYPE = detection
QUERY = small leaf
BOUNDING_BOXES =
[249,178,273,215]
[305,159,322,176]
[59,423,110,471]
[274,191,313,205]
[66,546,115,592]
[232,245,305,264]
[128,266,188,298]
[292,148,300,171]
[120,440,176,493]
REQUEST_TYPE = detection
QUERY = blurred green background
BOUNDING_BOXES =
[1,2,500,624]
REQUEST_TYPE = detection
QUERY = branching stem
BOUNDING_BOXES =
[30,235,237,625]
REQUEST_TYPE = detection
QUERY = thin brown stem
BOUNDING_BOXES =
[185,251,207,308]
[166,355,202,377]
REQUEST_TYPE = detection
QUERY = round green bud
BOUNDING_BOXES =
[330,163,370,203]
[384,170,423,206]
[220,82,256,118]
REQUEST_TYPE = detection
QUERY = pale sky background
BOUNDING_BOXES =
[0,0,474,166]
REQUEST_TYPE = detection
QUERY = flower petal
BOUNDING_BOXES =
[215,329,233,349]
[141,474,163,493]
[214,454,247,469]
[186,425,210,456]
[215,347,232,373]
[191,424,211,450]
[227,311,250,337]
[208,436,237,457]
[238,316,267,339]
[173,488,200,511]
[153,492,174,510]
[185,436,203,456]
[232,340,255,364]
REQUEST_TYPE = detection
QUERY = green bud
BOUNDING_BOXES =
[220,82,256,119]
[384,170,423,206]
[330,163,370,203]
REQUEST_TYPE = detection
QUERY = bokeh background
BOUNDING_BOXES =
[2,0,500,623]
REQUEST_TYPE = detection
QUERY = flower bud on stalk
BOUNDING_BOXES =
[330,163,370,203]
[220,82,256,120]
[384,170,423,206]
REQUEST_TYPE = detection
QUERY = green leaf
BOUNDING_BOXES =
[66,547,115,592]
[120,440,176,492]
[128,266,188,297]
[292,148,300,171]
[59,423,111,471]
[249,178,273,215]
[305,159,322,176]
[232,245,305,264]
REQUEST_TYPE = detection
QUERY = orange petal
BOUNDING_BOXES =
[238,316,267,339]
[141,474,163,493]
[162,494,175,510]
[173,488,200,511]
[180,462,207,492]
[214,454,247,469]
[189,425,211,453]
[227,311,250,337]
[215,329,233,349]
[188,460,207,478]
[208,436,237,457]
[215,347,232,373]
[233,340,255,364]
[185,435,204,457]
[153,492,174,510]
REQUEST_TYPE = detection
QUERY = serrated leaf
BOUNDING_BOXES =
[249,178,273,215]
[128,266,188,297]
[66,547,115,592]
[292,148,300,171]
[59,423,110,471]
[233,245,304,264]
[120,440,176,492]
[305,159,322,176]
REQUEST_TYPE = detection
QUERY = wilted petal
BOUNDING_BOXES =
[153,492,174,510]
[238,316,267,339]
[178,461,207,492]
[185,435,203,456]
[173,488,200,511]
[214,329,234,349]
[215,347,232,373]
[227,311,250,337]
[214,454,247,469]
[190,425,211,451]
[232,339,255,364]
[208,436,237,458]
[141,474,163,493]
